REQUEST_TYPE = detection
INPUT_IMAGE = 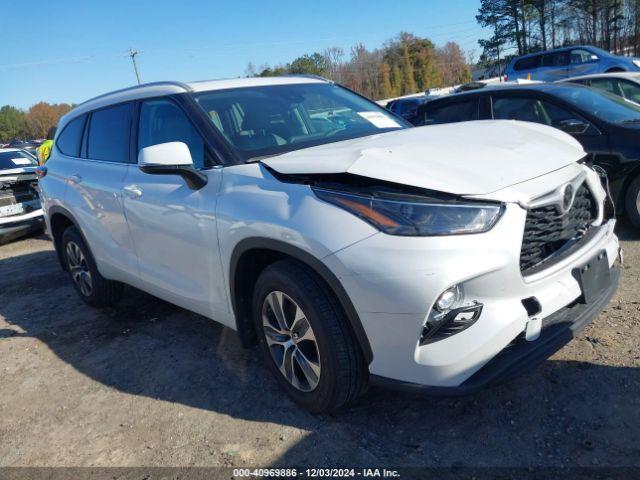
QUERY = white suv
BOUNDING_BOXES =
[38,76,620,412]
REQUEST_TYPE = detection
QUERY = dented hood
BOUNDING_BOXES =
[262,120,586,195]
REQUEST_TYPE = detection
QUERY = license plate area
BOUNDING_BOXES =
[572,250,610,303]
[0,203,26,218]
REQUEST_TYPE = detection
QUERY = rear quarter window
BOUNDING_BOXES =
[514,55,541,71]
[56,115,87,157]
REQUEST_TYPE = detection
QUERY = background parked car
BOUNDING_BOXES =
[8,140,40,157]
[0,148,44,243]
[561,72,640,105]
[409,83,640,226]
[385,96,428,119]
[505,45,640,82]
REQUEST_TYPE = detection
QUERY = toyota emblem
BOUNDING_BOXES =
[562,184,574,211]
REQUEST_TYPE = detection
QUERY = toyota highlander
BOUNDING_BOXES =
[37,76,620,412]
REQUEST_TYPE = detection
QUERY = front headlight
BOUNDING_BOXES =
[312,187,504,236]
[633,59,640,68]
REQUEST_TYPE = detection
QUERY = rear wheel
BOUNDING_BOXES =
[252,259,367,413]
[61,226,123,307]
[625,175,640,227]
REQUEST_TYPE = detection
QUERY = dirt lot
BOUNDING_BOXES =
[0,224,639,469]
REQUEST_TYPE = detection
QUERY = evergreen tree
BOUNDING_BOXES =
[378,62,393,98]
[401,43,417,95]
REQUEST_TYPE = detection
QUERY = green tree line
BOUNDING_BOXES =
[477,0,640,66]
[246,32,472,99]
[0,102,72,143]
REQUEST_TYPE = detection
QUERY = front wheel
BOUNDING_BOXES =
[625,175,640,227]
[61,226,123,307]
[252,259,367,413]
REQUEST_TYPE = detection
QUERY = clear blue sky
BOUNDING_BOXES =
[0,0,488,109]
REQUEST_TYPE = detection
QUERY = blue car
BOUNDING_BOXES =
[505,45,640,82]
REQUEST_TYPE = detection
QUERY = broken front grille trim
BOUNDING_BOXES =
[520,182,598,275]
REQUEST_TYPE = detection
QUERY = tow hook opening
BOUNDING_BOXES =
[522,297,542,317]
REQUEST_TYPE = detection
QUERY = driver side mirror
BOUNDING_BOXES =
[138,141,207,190]
[589,54,599,62]
[557,119,591,135]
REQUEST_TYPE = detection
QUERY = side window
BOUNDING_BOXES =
[138,99,205,168]
[493,96,588,129]
[87,103,132,163]
[620,80,640,104]
[493,97,549,124]
[590,78,622,96]
[542,52,569,67]
[56,115,87,157]
[425,99,479,125]
[570,49,596,64]
[514,55,541,71]
[539,100,585,126]
[400,100,419,115]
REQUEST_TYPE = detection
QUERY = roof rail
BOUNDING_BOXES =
[74,81,193,109]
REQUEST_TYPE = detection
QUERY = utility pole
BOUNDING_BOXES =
[129,48,141,85]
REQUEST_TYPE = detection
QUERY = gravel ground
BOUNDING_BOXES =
[0,224,638,469]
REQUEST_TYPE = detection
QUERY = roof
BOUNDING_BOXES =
[59,76,328,129]
[426,81,590,103]
[510,45,612,62]
[559,71,640,83]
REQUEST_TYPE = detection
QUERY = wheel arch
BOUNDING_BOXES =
[621,163,640,214]
[229,238,373,365]
[48,206,87,271]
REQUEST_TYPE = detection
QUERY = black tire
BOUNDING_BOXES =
[252,259,368,413]
[625,175,640,227]
[61,226,123,307]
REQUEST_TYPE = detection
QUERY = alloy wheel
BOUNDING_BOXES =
[261,291,321,392]
[66,241,93,297]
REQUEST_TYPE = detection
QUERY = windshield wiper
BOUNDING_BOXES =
[620,118,640,124]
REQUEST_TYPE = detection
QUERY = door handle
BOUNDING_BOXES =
[69,174,82,184]
[122,184,143,198]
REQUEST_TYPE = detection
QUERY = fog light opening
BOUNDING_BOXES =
[421,284,483,345]
[434,285,463,312]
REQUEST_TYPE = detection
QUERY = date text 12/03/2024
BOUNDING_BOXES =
[233,468,401,477]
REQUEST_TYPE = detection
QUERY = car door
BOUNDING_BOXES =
[121,97,227,321]
[63,102,139,284]
[490,92,609,163]
[567,48,600,77]
[540,51,570,81]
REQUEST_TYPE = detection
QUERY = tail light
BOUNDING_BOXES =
[35,166,47,178]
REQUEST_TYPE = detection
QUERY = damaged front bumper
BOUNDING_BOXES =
[370,265,620,395]
[0,209,45,244]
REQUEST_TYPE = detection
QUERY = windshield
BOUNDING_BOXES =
[553,85,640,124]
[0,150,38,170]
[193,83,407,161]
